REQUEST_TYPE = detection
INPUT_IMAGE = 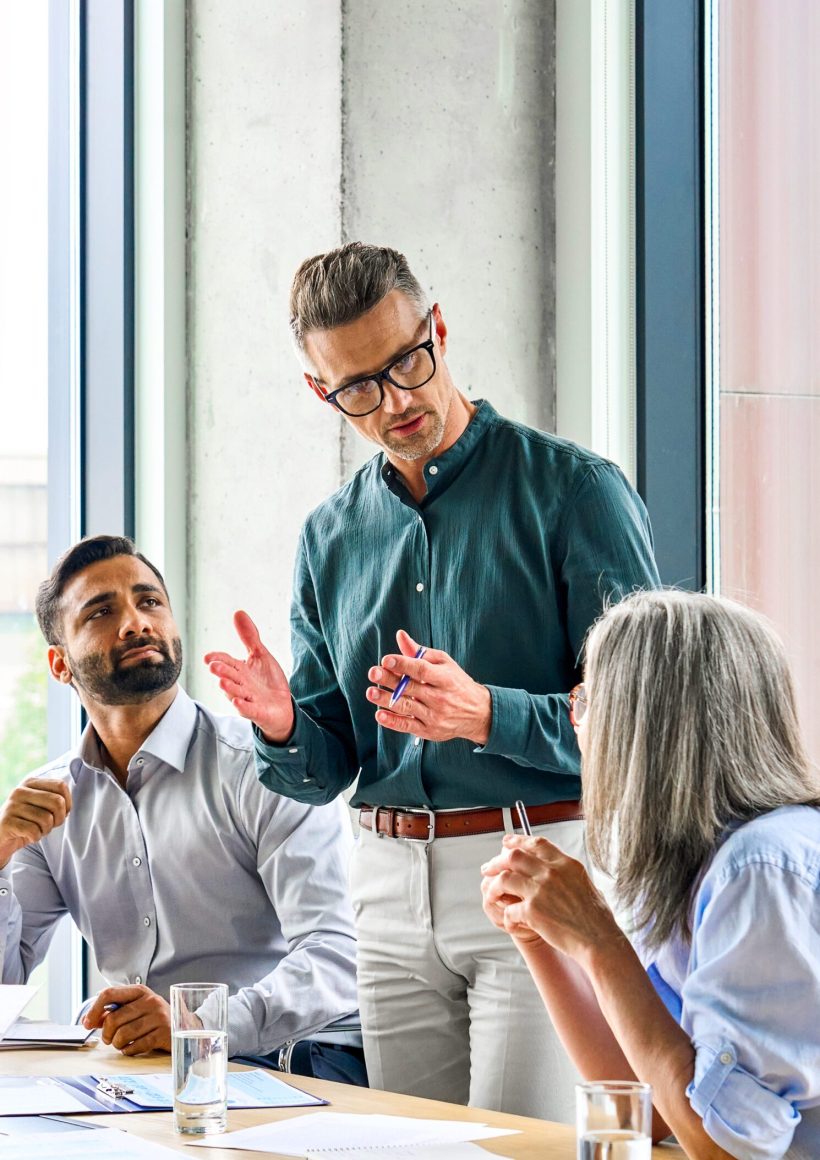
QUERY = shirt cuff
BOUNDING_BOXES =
[474,685,521,756]
[687,1040,800,1160]
[252,714,323,789]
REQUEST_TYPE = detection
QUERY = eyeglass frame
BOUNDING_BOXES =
[568,683,587,728]
[312,311,437,417]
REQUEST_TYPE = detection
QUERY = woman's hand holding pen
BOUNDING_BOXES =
[367,629,493,746]
[481,835,624,963]
[204,611,296,743]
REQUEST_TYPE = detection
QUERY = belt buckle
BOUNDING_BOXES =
[405,807,436,845]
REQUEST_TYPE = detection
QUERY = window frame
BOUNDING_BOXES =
[634,0,706,590]
[47,0,136,1017]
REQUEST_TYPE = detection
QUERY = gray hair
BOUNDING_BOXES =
[289,242,429,356]
[582,589,819,952]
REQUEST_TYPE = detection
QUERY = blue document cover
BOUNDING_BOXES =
[0,1069,327,1116]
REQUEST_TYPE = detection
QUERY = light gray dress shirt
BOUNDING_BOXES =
[0,688,358,1057]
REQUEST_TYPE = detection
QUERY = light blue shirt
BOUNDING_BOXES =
[644,805,820,1160]
[0,688,358,1057]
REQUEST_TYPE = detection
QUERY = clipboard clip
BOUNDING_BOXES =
[96,1077,134,1100]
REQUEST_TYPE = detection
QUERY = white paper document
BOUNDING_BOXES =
[0,1126,180,1158]
[0,984,38,1039]
[188,1111,518,1155]
[0,1019,94,1049]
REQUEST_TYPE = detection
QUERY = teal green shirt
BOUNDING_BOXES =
[255,400,659,809]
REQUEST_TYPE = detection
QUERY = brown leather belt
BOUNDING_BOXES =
[358,800,584,843]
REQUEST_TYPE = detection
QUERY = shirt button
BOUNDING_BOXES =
[719,1051,733,1065]
[143,917,151,927]
[288,747,299,754]
[135,975,143,984]
[0,889,7,897]
[135,758,144,767]
[428,465,438,475]
[416,583,424,592]
[132,857,142,867]
[413,737,421,747]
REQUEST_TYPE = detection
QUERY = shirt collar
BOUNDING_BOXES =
[380,398,495,499]
[69,687,198,781]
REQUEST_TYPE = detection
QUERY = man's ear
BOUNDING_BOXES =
[304,373,331,405]
[48,645,73,686]
[432,302,448,357]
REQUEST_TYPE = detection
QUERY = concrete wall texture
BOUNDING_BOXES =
[187,0,556,707]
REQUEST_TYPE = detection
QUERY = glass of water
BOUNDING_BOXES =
[170,982,228,1135]
[576,1081,653,1159]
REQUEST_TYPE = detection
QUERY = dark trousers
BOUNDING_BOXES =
[232,1042,369,1088]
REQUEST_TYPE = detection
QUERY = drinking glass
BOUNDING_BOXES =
[576,1081,653,1159]
[170,982,228,1135]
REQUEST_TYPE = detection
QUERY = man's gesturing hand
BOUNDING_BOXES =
[0,778,71,870]
[83,985,182,1055]
[367,629,493,746]
[204,610,295,743]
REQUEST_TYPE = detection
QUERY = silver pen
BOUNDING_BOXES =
[514,799,532,836]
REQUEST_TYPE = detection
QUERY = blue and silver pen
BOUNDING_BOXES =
[514,799,532,836]
[389,646,427,708]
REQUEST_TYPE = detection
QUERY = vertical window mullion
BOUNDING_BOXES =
[634,0,706,589]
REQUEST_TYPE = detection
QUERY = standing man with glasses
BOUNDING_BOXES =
[205,242,660,1121]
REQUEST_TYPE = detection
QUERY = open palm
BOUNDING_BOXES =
[204,610,295,742]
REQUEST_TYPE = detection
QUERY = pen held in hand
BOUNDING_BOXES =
[515,799,533,836]
[388,646,427,708]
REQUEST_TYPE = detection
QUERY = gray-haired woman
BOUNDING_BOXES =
[481,590,820,1160]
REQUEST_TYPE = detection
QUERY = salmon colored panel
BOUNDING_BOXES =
[720,394,820,766]
[719,0,820,397]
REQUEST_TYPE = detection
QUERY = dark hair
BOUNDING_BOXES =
[289,241,429,355]
[35,535,169,645]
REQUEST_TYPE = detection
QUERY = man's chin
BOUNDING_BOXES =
[382,419,445,462]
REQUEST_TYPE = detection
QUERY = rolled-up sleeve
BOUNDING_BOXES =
[679,861,820,1159]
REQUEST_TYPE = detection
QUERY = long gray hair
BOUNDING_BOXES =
[582,589,819,952]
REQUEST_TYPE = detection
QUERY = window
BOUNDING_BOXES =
[0,0,52,1019]
[0,0,136,1019]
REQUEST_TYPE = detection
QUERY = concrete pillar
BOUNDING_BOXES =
[187,0,555,705]
[187,1,344,701]
[341,0,556,474]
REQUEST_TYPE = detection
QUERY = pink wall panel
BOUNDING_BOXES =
[719,0,820,397]
[720,394,820,764]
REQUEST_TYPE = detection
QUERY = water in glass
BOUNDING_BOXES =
[579,1130,652,1160]
[172,1027,228,1134]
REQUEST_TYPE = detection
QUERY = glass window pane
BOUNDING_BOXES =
[715,0,820,765]
[0,1,50,1017]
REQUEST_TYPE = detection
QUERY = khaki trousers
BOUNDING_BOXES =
[349,815,587,1123]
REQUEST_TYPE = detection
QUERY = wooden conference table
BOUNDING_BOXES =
[4,1042,686,1159]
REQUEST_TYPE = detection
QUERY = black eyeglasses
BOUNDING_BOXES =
[324,313,437,417]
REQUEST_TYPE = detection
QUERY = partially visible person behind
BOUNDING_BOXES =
[0,535,361,1083]
[482,590,820,1159]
